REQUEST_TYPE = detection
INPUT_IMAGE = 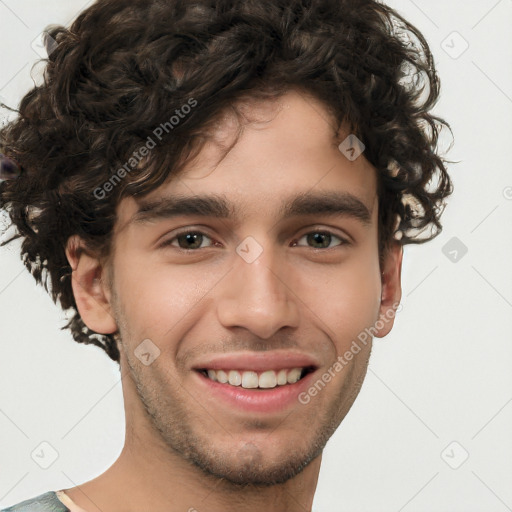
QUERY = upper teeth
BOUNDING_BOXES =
[205,368,305,389]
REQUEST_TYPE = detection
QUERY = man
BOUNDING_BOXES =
[0,0,452,510]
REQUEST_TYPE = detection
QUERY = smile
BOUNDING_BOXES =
[198,367,316,389]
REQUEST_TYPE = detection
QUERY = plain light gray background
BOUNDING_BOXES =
[0,1,511,511]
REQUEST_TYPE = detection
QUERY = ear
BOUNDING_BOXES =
[374,242,403,338]
[65,235,118,335]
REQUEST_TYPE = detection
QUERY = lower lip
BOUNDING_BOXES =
[194,370,317,414]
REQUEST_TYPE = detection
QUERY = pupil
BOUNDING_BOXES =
[308,233,330,248]
[179,233,202,249]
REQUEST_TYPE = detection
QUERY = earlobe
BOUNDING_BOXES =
[374,242,403,338]
[65,235,118,335]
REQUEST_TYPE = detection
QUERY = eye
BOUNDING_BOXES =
[159,230,216,250]
[159,228,349,251]
[293,230,348,249]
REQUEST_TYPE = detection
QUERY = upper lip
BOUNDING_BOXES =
[192,351,320,372]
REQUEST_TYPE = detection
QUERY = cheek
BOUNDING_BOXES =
[112,253,221,338]
[296,253,382,349]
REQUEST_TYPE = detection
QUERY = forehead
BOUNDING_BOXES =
[116,89,378,230]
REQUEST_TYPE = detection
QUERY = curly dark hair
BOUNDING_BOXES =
[0,0,453,365]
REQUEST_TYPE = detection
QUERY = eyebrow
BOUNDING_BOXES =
[130,190,372,227]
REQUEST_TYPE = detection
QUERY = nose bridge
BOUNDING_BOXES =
[216,237,300,338]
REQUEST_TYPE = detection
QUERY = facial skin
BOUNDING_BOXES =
[64,88,402,512]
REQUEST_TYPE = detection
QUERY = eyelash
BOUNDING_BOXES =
[159,229,350,251]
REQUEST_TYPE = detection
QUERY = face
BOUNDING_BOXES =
[69,89,402,487]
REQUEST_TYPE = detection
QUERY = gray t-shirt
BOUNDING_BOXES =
[0,491,70,512]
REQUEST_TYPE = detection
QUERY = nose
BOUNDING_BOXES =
[216,241,300,340]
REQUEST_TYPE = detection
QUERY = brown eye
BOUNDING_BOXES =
[294,231,347,249]
[160,231,214,250]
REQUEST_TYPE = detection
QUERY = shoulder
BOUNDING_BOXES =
[0,491,70,512]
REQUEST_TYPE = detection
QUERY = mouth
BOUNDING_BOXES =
[191,351,321,413]
[196,366,316,390]
[194,364,318,414]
